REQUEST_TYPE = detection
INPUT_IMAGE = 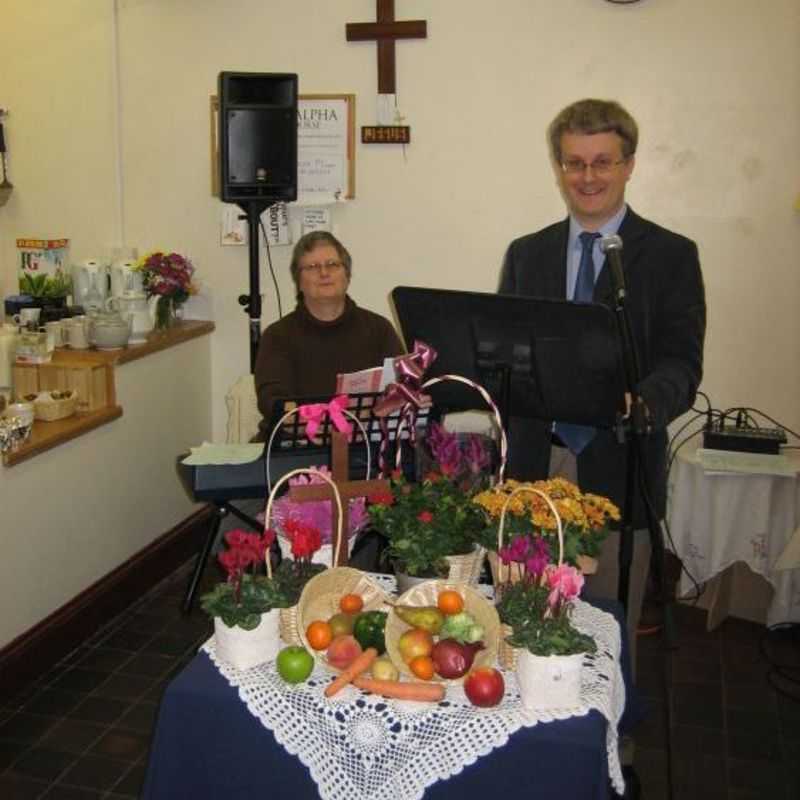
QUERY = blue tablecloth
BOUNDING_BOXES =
[143,599,641,800]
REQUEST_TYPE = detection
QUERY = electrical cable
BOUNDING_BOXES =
[258,217,283,320]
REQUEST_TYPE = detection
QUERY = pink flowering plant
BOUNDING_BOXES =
[495,532,596,656]
[266,466,368,547]
[199,525,324,630]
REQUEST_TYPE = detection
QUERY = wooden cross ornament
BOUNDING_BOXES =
[346,0,427,143]
[288,430,390,566]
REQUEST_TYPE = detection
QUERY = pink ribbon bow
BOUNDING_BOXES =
[374,340,437,417]
[374,341,437,476]
[299,394,353,440]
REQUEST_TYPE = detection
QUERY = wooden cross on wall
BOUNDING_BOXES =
[346,0,427,144]
[288,430,390,566]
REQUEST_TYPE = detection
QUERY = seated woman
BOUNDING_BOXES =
[254,231,405,440]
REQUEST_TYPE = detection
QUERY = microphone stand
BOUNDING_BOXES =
[608,256,674,647]
[237,200,273,372]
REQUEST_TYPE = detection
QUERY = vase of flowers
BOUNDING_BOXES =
[135,250,197,331]
[493,487,595,710]
[262,466,367,566]
[473,477,619,585]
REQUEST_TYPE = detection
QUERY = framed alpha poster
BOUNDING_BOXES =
[297,94,355,204]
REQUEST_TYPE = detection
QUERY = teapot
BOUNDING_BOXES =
[87,307,131,350]
[110,292,156,344]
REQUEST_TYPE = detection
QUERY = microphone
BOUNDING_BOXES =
[600,234,626,303]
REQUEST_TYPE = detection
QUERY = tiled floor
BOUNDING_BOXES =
[1,563,798,799]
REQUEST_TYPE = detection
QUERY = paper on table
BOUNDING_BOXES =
[697,448,798,477]
[182,442,264,466]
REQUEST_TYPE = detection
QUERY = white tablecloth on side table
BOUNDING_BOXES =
[667,447,800,627]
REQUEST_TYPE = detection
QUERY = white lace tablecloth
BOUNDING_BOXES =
[202,576,625,799]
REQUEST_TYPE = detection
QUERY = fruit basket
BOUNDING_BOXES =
[296,567,393,672]
[385,580,500,683]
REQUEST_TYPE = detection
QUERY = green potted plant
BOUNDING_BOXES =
[200,526,324,670]
[472,477,619,583]
[367,423,494,588]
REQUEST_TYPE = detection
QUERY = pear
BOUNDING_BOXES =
[394,604,445,634]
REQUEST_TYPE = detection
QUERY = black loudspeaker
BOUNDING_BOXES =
[218,72,298,205]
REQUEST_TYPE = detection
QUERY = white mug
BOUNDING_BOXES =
[45,320,64,348]
[12,308,41,328]
[67,318,89,350]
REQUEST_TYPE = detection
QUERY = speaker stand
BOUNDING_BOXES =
[237,200,273,372]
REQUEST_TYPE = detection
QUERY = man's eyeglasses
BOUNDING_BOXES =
[299,259,345,274]
[560,157,628,175]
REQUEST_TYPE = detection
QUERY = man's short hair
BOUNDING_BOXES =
[289,230,352,296]
[548,99,639,163]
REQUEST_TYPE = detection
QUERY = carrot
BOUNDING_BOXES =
[352,676,446,702]
[324,647,379,697]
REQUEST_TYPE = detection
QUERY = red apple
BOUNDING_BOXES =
[464,667,505,707]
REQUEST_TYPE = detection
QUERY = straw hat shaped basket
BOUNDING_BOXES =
[385,580,500,683]
[395,374,510,584]
[495,487,564,670]
[297,568,393,672]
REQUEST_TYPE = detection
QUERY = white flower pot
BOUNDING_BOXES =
[516,650,584,710]
[214,609,281,671]
[277,534,354,566]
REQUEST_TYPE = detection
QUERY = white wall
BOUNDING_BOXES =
[0,337,211,647]
[2,1,799,438]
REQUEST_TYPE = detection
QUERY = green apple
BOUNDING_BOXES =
[276,645,314,684]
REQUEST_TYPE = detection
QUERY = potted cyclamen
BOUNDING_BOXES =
[367,423,493,590]
[200,526,324,671]
[493,487,596,710]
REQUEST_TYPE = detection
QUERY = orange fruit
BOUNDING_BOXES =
[340,593,364,614]
[306,620,333,651]
[409,655,436,681]
[437,590,464,616]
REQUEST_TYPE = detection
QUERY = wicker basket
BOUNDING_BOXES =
[260,468,345,646]
[33,390,78,422]
[385,579,500,682]
[495,487,564,670]
[296,567,393,672]
[444,545,486,584]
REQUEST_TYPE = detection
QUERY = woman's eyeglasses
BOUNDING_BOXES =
[299,259,345,274]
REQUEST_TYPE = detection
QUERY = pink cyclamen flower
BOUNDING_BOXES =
[545,563,585,603]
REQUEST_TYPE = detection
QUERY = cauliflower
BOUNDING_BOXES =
[440,611,484,644]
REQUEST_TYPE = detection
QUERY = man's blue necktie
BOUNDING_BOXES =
[554,231,600,455]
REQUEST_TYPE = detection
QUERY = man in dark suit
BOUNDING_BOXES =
[499,99,706,669]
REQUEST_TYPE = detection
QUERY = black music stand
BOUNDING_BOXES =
[391,286,643,609]
[391,286,626,431]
